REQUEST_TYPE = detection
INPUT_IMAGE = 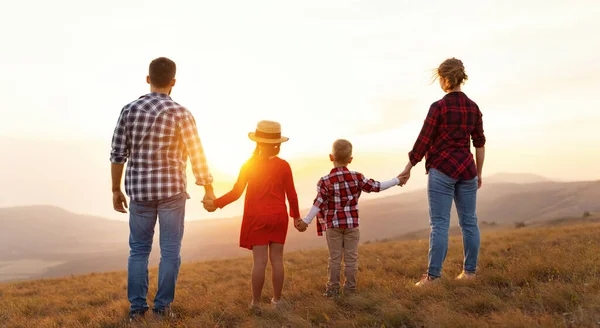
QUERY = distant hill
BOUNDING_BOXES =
[484,172,552,184]
[1,221,599,327]
[1,179,599,281]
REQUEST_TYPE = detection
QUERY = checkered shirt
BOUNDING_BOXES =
[313,166,382,236]
[110,92,213,201]
[408,92,486,180]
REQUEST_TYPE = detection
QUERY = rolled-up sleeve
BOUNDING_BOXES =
[359,173,381,193]
[178,110,213,186]
[471,108,486,148]
[110,107,129,164]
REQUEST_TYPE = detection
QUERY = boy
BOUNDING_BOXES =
[296,139,400,297]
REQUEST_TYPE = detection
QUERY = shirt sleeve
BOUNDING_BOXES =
[110,107,129,164]
[379,177,400,190]
[177,110,214,186]
[282,161,301,219]
[408,102,440,166]
[471,107,486,148]
[213,161,249,209]
[302,205,321,224]
[359,173,381,193]
[312,178,329,209]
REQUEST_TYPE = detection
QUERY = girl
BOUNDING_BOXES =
[203,120,300,313]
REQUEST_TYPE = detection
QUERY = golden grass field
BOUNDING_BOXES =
[1,221,599,328]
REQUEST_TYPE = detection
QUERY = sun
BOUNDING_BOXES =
[204,138,255,178]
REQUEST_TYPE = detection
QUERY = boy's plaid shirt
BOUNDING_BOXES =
[408,92,485,180]
[110,92,213,202]
[313,166,382,236]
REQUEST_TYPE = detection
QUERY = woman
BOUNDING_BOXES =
[398,58,486,286]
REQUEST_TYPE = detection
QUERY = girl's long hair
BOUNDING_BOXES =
[252,143,281,161]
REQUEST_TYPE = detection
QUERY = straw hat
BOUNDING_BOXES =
[248,120,289,144]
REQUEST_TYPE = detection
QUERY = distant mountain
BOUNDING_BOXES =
[485,172,552,184]
[1,179,600,281]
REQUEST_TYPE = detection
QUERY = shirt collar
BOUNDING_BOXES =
[329,166,349,174]
[140,92,172,100]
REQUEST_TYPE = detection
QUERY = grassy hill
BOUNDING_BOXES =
[2,179,600,282]
[1,221,599,327]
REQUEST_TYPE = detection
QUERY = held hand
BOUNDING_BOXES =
[397,171,410,186]
[202,189,217,212]
[202,199,218,212]
[397,163,412,186]
[203,190,216,202]
[295,219,308,232]
[112,190,128,213]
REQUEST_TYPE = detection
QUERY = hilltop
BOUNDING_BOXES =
[1,179,600,282]
[1,220,599,327]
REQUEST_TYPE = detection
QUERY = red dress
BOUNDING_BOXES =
[213,156,300,249]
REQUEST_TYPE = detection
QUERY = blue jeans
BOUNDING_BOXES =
[128,192,186,312]
[427,168,480,278]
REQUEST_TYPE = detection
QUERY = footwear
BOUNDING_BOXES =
[415,274,440,287]
[343,288,356,297]
[323,289,341,298]
[128,309,147,322]
[456,271,476,280]
[249,302,262,315]
[271,298,285,310]
[152,307,176,319]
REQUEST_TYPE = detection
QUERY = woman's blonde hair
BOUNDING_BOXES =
[434,58,468,92]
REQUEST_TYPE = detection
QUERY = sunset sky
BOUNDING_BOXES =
[1,0,599,220]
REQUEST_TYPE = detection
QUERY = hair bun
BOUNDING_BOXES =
[437,57,468,91]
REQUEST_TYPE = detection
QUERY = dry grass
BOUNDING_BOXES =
[1,222,600,327]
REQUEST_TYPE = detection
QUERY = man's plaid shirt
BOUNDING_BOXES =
[408,92,486,180]
[313,166,383,236]
[110,92,213,201]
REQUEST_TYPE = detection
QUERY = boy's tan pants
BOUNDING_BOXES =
[325,227,360,291]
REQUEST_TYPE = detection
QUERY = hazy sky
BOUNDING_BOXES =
[0,1,599,219]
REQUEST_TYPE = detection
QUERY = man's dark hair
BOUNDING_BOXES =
[149,57,176,88]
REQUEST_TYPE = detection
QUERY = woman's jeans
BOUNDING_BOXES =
[427,168,480,277]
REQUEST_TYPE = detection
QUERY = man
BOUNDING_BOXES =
[110,57,215,321]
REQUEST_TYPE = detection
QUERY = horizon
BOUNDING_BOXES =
[1,0,600,220]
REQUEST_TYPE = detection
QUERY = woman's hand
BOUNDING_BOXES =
[398,161,413,186]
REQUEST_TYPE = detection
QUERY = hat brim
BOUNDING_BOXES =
[248,132,289,144]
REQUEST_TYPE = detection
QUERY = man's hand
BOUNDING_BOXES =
[202,199,218,212]
[477,175,483,189]
[295,219,308,232]
[112,190,128,213]
[202,185,217,212]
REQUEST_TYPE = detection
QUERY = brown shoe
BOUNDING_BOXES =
[343,288,356,297]
[456,271,476,280]
[415,274,440,287]
[323,288,341,298]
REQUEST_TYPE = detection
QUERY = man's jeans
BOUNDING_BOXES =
[427,168,480,278]
[128,192,186,312]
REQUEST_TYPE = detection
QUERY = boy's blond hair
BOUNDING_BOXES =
[332,139,353,164]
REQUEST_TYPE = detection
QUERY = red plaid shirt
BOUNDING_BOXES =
[408,92,486,180]
[313,167,382,236]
